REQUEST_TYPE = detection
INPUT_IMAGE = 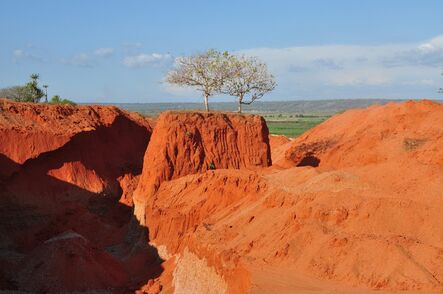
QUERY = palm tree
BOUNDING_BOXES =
[30,73,39,81]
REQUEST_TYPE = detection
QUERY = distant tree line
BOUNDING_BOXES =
[166,49,276,113]
[0,74,75,105]
[0,74,45,103]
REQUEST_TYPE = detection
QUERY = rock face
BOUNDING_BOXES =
[17,231,128,293]
[133,111,271,222]
[282,100,443,169]
[0,100,160,292]
[0,99,151,185]
[139,100,443,293]
[269,134,292,167]
[3,99,443,293]
[0,99,152,209]
[145,170,261,293]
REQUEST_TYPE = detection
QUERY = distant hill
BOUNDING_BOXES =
[103,99,441,116]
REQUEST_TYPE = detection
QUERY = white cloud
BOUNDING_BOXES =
[61,48,114,67]
[61,53,94,67]
[94,47,114,57]
[123,53,172,68]
[236,35,443,98]
[12,48,44,63]
[13,49,26,58]
[419,35,443,51]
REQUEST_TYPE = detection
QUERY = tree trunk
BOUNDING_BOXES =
[238,96,243,113]
[204,94,209,112]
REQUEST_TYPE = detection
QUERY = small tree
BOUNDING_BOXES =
[222,55,276,113]
[21,74,45,103]
[2,74,45,103]
[0,86,26,101]
[50,95,62,104]
[166,49,229,112]
[50,95,76,105]
[0,74,44,103]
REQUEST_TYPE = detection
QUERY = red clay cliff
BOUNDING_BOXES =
[0,99,157,292]
[133,111,271,223]
[138,100,443,294]
[2,99,443,293]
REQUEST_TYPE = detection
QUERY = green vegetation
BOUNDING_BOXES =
[0,74,76,105]
[112,99,398,117]
[0,74,45,103]
[112,99,442,138]
[265,114,330,137]
[49,95,76,105]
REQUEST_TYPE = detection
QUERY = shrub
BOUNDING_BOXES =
[0,74,44,103]
[403,138,427,151]
[50,95,76,105]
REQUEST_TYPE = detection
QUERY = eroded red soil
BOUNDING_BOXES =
[1,99,442,293]
[0,99,159,292]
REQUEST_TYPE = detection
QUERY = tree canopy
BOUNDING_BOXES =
[166,49,231,112]
[166,49,275,112]
[222,55,276,113]
[0,74,45,103]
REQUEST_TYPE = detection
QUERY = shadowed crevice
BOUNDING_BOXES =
[296,155,320,167]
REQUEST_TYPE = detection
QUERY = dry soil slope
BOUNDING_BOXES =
[0,99,156,292]
[142,100,443,293]
[133,111,271,223]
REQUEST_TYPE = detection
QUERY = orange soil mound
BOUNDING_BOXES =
[269,135,292,168]
[283,99,443,168]
[2,99,443,293]
[0,100,160,292]
[269,134,291,149]
[17,231,128,293]
[0,99,149,178]
[139,100,443,293]
[0,99,151,204]
[133,111,271,222]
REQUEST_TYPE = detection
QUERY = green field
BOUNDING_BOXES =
[264,114,330,138]
[112,100,407,139]
[116,100,415,138]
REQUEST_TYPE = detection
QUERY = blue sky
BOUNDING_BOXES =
[1,0,443,103]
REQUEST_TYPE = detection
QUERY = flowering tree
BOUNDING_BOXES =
[222,55,276,113]
[166,49,230,112]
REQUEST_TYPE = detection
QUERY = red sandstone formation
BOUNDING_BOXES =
[133,111,271,222]
[2,99,443,293]
[118,173,141,206]
[0,99,157,292]
[17,231,128,293]
[0,99,151,205]
[283,100,443,169]
[269,134,292,168]
[0,99,147,177]
[139,100,443,293]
